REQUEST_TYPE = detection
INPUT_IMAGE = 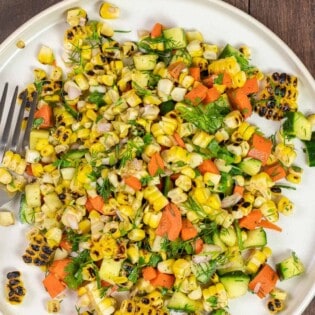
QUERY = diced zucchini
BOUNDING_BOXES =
[276,252,305,280]
[0,210,15,226]
[29,130,50,150]
[213,231,227,251]
[163,27,187,49]
[242,228,267,248]
[25,182,41,207]
[133,54,158,71]
[60,167,76,180]
[220,271,250,298]
[160,100,175,116]
[19,194,35,224]
[191,261,216,284]
[99,259,123,284]
[304,132,315,167]
[239,157,262,176]
[283,111,312,141]
[219,226,237,247]
[167,291,201,312]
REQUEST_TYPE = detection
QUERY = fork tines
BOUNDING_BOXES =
[0,83,37,161]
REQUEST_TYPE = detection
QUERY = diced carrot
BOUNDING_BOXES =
[148,152,165,176]
[227,89,252,118]
[151,22,163,38]
[86,195,105,213]
[198,159,220,175]
[142,266,158,281]
[124,176,142,191]
[258,220,282,232]
[173,132,186,148]
[150,271,175,289]
[168,61,186,79]
[101,280,112,287]
[170,173,180,181]
[85,198,94,212]
[263,162,287,182]
[233,185,244,196]
[189,67,201,81]
[34,104,53,129]
[184,84,208,106]
[156,203,182,241]
[222,72,233,88]
[248,264,279,298]
[181,218,198,241]
[194,238,204,254]
[59,238,72,252]
[202,75,215,88]
[49,258,72,281]
[203,86,221,104]
[25,164,33,176]
[247,134,273,165]
[42,273,66,299]
[239,77,259,95]
[238,209,263,230]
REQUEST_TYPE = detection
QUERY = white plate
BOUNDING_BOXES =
[0,0,314,314]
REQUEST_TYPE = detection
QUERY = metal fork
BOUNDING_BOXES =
[0,83,37,207]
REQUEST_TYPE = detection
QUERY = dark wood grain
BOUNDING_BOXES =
[0,0,314,314]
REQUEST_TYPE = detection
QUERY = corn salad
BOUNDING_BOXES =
[2,3,311,315]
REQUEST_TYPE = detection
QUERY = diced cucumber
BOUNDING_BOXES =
[239,157,262,176]
[19,194,35,224]
[283,111,312,141]
[213,231,227,251]
[219,226,237,247]
[133,54,158,71]
[25,182,41,207]
[63,149,88,160]
[99,258,123,283]
[167,292,201,312]
[276,252,305,280]
[220,271,250,298]
[191,261,216,284]
[304,132,315,167]
[0,210,15,226]
[29,129,49,150]
[163,27,187,49]
[160,100,175,116]
[242,228,267,248]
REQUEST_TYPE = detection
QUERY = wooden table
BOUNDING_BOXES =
[0,0,314,314]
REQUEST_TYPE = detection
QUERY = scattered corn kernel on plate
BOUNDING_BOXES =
[0,0,315,314]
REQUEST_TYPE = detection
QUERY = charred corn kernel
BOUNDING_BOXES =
[40,145,54,157]
[203,44,219,60]
[168,187,188,204]
[128,228,145,242]
[31,163,44,177]
[159,116,178,135]
[0,168,12,184]
[163,146,189,164]
[191,57,208,72]
[120,299,137,313]
[210,273,219,283]
[260,200,279,222]
[215,128,229,143]
[270,288,288,301]
[77,164,93,184]
[186,40,203,57]
[79,219,91,234]
[100,2,120,19]
[238,122,256,140]
[66,7,87,26]
[192,131,214,148]
[181,166,196,179]
[277,196,294,215]
[143,211,162,229]
[77,128,90,139]
[267,298,284,314]
[179,73,195,89]
[274,143,297,167]
[232,71,247,88]
[74,73,89,91]
[143,186,169,212]
[246,249,268,273]
[204,172,221,187]
[2,150,14,167]
[193,187,210,205]
[186,30,204,42]
[239,45,251,58]
[286,173,301,184]
[33,68,47,81]
[223,110,244,129]
[208,56,240,75]
[175,175,192,192]
[37,45,54,65]
[127,244,139,264]
[172,259,191,279]
[46,300,61,313]
[156,135,173,147]
[203,283,228,310]
[45,227,62,247]
[44,164,56,173]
